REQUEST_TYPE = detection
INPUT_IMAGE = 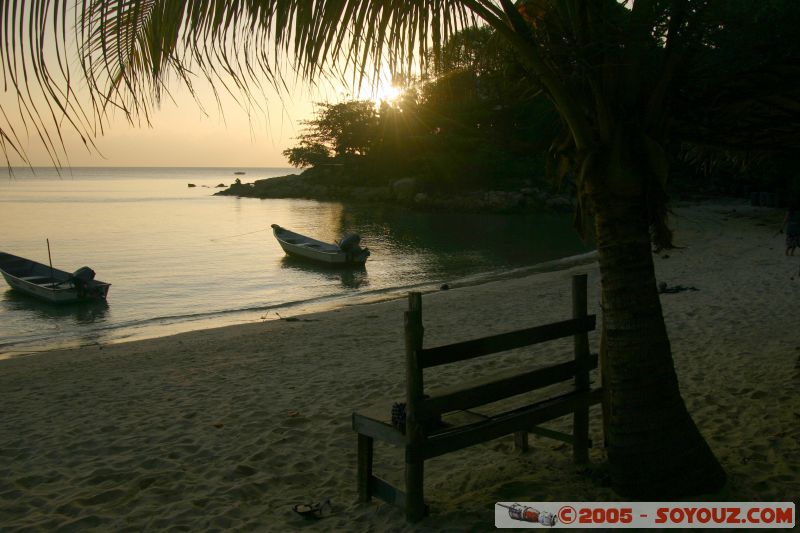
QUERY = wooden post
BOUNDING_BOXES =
[357,434,374,502]
[514,431,529,452]
[404,292,426,522]
[572,274,590,464]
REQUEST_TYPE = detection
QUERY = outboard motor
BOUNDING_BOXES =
[338,234,362,252]
[70,267,96,298]
[72,266,96,280]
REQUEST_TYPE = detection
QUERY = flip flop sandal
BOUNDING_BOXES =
[292,499,331,519]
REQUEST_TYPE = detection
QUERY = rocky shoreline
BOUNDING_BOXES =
[214,172,575,213]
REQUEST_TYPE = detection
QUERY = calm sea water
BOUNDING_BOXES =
[0,167,593,357]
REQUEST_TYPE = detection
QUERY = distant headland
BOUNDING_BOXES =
[215,167,575,213]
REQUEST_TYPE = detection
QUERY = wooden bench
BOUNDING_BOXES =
[352,274,603,522]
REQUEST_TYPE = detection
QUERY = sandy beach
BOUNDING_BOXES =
[1,201,798,531]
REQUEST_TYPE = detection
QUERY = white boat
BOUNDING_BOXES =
[0,251,111,303]
[271,224,370,265]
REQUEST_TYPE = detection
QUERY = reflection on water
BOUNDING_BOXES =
[279,257,370,290]
[0,290,111,354]
[2,290,110,324]
[327,203,593,282]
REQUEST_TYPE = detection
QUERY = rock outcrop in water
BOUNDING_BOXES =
[215,172,574,213]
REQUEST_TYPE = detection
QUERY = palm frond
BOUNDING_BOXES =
[1,0,483,165]
[1,0,100,167]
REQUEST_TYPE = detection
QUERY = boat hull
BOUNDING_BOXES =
[271,225,369,265]
[0,252,111,304]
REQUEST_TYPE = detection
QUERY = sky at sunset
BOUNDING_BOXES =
[3,70,394,169]
[6,83,323,169]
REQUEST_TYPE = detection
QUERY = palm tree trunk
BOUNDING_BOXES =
[594,195,726,497]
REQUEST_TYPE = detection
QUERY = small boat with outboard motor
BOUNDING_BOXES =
[0,251,111,303]
[271,224,370,265]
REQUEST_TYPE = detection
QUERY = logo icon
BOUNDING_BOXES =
[497,503,558,526]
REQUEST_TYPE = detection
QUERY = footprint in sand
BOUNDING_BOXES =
[233,464,257,477]
[14,475,48,489]
[76,488,127,506]
[56,515,104,530]
[248,450,270,462]
[55,501,81,517]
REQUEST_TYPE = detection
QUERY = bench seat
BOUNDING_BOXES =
[354,387,602,455]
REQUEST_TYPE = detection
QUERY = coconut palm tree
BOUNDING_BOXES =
[9,0,798,498]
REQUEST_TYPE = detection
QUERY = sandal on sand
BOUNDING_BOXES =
[292,499,332,519]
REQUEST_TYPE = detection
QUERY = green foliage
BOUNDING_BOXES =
[297,101,379,158]
[282,142,330,168]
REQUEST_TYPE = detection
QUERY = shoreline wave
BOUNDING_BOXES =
[0,249,598,359]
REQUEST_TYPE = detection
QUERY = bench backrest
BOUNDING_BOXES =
[404,274,596,424]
